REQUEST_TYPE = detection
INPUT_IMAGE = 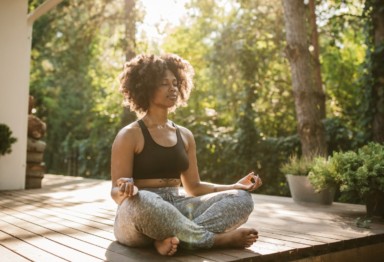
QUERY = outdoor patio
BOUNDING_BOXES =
[1,174,384,262]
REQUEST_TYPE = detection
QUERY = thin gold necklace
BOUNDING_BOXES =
[145,116,168,129]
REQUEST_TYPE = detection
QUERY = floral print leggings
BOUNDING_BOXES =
[113,187,254,250]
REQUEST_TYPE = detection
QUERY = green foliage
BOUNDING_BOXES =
[256,135,300,195]
[283,142,384,200]
[308,156,338,192]
[323,117,365,154]
[347,0,384,142]
[164,0,298,196]
[331,142,384,203]
[0,124,17,156]
[280,155,315,177]
[30,0,128,178]
[27,0,381,200]
[318,0,371,145]
[363,0,384,141]
[356,217,372,228]
[165,0,376,197]
[211,0,295,137]
[331,150,362,202]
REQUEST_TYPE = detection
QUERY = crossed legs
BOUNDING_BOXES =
[113,189,257,255]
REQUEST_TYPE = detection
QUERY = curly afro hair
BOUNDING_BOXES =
[119,54,195,115]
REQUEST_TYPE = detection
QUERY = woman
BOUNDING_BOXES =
[111,53,262,256]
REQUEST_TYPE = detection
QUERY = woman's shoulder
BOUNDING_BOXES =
[174,123,195,150]
[115,121,142,142]
[121,120,141,132]
[112,121,143,155]
[174,123,193,137]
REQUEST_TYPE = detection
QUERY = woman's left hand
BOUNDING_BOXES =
[234,172,262,192]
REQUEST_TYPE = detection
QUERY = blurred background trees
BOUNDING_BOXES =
[28,0,383,199]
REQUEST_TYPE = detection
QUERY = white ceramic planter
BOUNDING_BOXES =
[286,174,335,205]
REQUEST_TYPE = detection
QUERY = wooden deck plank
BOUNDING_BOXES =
[0,207,187,262]
[0,211,110,260]
[0,219,102,262]
[104,241,184,262]
[0,197,224,262]
[0,194,113,235]
[220,248,264,258]
[0,198,115,240]
[2,202,114,233]
[0,243,30,262]
[2,192,115,227]
[260,227,332,243]
[1,174,384,261]
[0,190,270,261]
[260,231,325,246]
[0,230,67,262]
[0,193,214,261]
[183,250,238,261]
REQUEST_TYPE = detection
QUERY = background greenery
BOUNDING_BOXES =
[28,0,380,200]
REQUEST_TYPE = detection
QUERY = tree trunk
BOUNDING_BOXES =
[281,0,327,157]
[372,0,384,143]
[124,0,136,61]
[307,0,325,119]
[122,0,137,125]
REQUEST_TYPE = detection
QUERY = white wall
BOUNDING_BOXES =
[0,1,31,190]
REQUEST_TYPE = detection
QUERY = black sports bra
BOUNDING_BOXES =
[132,120,189,179]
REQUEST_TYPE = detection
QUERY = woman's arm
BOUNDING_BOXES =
[179,127,214,196]
[180,127,262,196]
[110,125,140,205]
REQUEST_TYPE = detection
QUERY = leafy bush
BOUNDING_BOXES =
[323,117,363,154]
[280,155,315,176]
[297,142,384,204]
[330,142,384,203]
[174,103,300,197]
[308,156,338,192]
[279,142,384,204]
[0,124,17,156]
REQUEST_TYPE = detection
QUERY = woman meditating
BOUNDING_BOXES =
[111,53,262,256]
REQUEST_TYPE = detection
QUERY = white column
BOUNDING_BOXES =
[0,0,31,190]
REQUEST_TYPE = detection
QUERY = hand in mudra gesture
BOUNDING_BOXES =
[117,177,138,198]
[235,172,262,192]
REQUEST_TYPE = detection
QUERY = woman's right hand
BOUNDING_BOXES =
[117,177,138,198]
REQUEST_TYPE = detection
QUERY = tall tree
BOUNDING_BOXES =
[358,0,384,144]
[124,0,136,61]
[370,0,384,143]
[30,0,129,177]
[308,0,325,119]
[281,0,327,157]
[121,0,138,126]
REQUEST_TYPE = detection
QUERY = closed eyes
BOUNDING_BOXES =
[161,80,178,87]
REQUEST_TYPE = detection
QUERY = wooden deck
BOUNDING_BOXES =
[1,175,384,262]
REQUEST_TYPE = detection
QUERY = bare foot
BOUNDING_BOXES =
[213,228,258,248]
[154,237,179,256]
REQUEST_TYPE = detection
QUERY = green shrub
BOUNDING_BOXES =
[0,124,17,156]
[308,156,338,192]
[323,117,363,154]
[332,142,384,203]
[280,155,314,176]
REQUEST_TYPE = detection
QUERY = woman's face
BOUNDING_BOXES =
[151,69,179,109]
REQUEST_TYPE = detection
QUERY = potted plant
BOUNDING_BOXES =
[0,123,17,156]
[308,156,338,204]
[332,143,384,217]
[280,155,336,205]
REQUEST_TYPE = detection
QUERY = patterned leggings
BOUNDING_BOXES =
[113,187,254,250]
